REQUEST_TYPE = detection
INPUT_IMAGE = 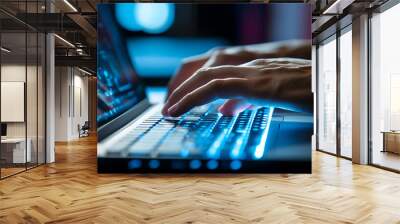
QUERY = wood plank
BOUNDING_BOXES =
[1,135,400,223]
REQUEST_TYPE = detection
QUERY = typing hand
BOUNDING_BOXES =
[167,40,311,98]
[162,58,312,117]
[167,47,257,98]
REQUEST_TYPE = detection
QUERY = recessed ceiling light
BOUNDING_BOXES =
[63,0,78,12]
[78,67,94,76]
[323,0,354,15]
[54,34,75,48]
[1,47,11,53]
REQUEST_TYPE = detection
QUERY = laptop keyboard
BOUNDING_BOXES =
[108,106,274,160]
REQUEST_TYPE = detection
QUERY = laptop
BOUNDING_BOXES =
[97,3,313,173]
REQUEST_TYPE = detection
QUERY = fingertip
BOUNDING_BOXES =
[161,105,169,116]
[167,104,180,117]
[218,105,237,116]
[218,99,251,116]
[161,110,168,117]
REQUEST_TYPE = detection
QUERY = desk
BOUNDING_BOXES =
[1,138,31,164]
[382,131,400,154]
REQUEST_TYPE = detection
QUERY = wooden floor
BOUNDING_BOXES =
[1,167,26,178]
[1,135,400,224]
[372,150,400,171]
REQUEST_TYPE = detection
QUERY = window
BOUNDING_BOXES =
[339,28,352,158]
[370,2,400,171]
[317,36,337,154]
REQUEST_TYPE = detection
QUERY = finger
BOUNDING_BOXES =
[244,58,310,67]
[218,99,252,116]
[167,56,209,97]
[163,66,254,115]
[166,48,228,96]
[167,78,249,117]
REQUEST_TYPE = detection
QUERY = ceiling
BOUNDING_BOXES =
[0,0,390,72]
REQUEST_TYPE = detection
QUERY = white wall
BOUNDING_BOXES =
[71,73,89,138]
[55,67,69,141]
[54,67,89,141]
[1,65,37,138]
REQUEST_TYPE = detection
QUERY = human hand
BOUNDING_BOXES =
[167,47,258,97]
[162,58,312,117]
[167,39,310,102]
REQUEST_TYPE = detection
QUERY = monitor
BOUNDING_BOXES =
[1,123,7,137]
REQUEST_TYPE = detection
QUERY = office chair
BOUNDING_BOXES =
[78,121,90,138]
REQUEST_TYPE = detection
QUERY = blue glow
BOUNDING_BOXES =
[207,160,218,170]
[206,133,225,159]
[128,159,142,169]
[254,108,275,159]
[148,160,160,169]
[127,37,227,77]
[230,138,243,159]
[190,160,202,170]
[135,3,175,34]
[180,149,190,158]
[115,3,175,34]
[230,110,257,160]
[230,160,242,170]
[115,4,141,31]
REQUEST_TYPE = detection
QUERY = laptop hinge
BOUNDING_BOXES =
[97,99,152,141]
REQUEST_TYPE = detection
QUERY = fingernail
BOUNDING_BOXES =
[167,104,179,117]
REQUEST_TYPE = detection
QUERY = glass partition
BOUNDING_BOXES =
[0,1,46,179]
[1,30,28,177]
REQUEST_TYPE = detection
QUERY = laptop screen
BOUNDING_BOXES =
[97,5,146,127]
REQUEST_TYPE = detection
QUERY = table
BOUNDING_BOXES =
[1,138,31,164]
[382,131,400,154]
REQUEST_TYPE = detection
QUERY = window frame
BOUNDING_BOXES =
[315,21,353,160]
